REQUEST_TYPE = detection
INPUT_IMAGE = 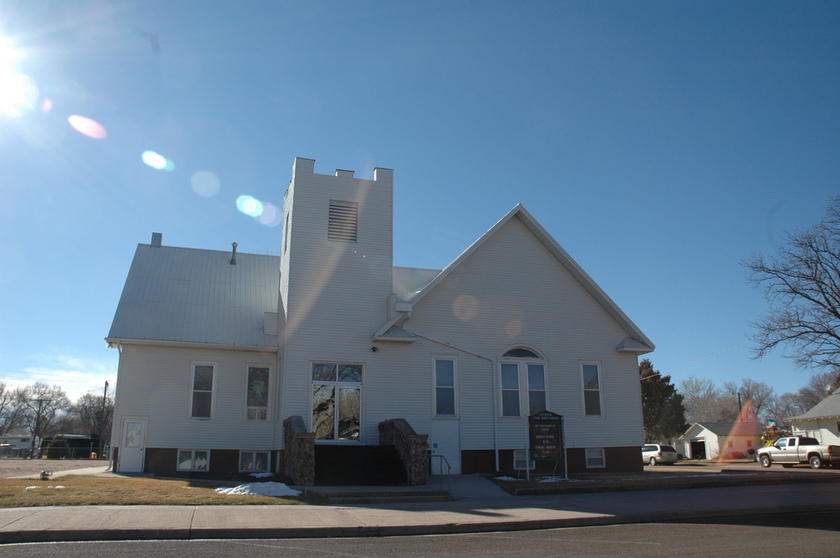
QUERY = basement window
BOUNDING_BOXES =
[177,449,209,471]
[513,449,535,471]
[585,448,605,468]
[239,451,270,473]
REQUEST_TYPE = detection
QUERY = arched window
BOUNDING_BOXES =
[499,347,546,417]
[502,348,540,359]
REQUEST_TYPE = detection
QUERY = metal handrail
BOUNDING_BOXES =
[429,453,452,493]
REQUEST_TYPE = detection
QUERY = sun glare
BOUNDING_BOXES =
[0,37,38,117]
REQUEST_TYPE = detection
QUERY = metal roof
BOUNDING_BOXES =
[392,266,441,302]
[789,387,840,422]
[107,243,280,348]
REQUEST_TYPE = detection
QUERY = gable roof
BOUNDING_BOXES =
[407,204,654,353]
[682,421,763,438]
[106,243,280,349]
[789,387,840,422]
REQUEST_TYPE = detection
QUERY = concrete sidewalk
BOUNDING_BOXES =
[1,474,839,543]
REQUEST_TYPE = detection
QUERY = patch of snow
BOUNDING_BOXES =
[215,482,301,497]
[249,472,273,478]
[495,476,516,481]
[25,486,38,490]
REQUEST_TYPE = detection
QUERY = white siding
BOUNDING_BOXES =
[403,215,644,450]
[277,159,396,446]
[111,158,651,470]
[112,345,276,450]
[791,420,840,445]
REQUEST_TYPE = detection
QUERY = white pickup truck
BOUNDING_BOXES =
[757,436,840,469]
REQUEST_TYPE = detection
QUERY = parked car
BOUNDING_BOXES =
[756,436,840,469]
[642,444,679,466]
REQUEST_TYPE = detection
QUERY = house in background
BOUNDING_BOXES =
[789,387,840,444]
[0,429,34,457]
[106,157,654,482]
[676,421,762,460]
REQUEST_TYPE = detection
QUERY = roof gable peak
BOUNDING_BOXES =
[409,204,653,353]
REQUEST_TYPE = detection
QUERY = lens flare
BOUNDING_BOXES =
[236,195,263,217]
[256,202,282,226]
[68,115,107,139]
[452,294,480,321]
[191,170,220,197]
[142,150,175,171]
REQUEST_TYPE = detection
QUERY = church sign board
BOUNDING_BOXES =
[529,410,563,460]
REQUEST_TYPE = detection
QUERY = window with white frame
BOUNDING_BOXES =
[191,364,215,419]
[312,363,362,441]
[177,449,209,471]
[434,358,456,416]
[239,451,270,473]
[513,449,535,470]
[500,348,547,417]
[527,364,547,414]
[581,363,602,416]
[585,448,605,468]
[246,366,269,420]
[501,363,520,417]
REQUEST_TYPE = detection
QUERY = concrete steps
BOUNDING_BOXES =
[314,445,408,486]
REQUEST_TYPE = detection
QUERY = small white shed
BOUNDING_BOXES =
[676,421,762,460]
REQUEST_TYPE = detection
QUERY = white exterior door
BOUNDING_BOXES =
[119,417,146,472]
[430,419,461,474]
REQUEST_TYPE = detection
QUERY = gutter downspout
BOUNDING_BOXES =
[404,329,500,472]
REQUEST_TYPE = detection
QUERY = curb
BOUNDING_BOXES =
[2,503,837,544]
[509,470,840,496]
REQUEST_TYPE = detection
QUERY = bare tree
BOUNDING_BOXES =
[0,383,26,435]
[719,382,742,422]
[744,195,840,371]
[681,376,775,424]
[70,386,114,442]
[737,378,776,423]
[15,383,71,451]
[792,369,840,411]
[679,376,721,424]
[766,392,806,424]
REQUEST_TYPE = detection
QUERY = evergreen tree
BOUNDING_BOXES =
[640,359,688,441]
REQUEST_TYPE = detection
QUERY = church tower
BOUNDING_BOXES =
[278,158,394,430]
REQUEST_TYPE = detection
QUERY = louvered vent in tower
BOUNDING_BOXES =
[328,200,358,242]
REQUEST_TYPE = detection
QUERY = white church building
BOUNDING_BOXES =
[106,157,654,482]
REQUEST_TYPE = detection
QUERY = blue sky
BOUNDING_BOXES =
[0,1,837,402]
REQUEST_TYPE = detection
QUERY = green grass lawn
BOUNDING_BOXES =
[0,475,305,507]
